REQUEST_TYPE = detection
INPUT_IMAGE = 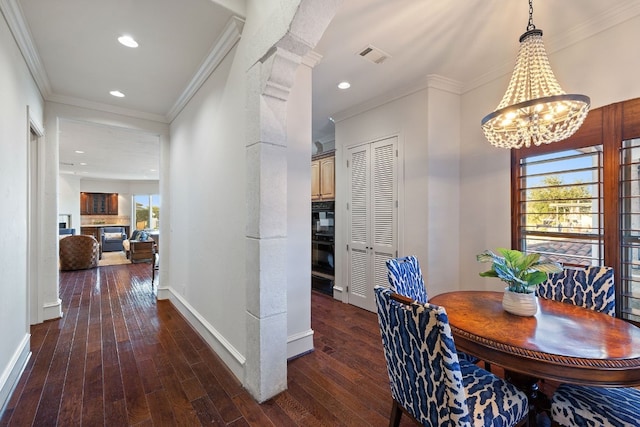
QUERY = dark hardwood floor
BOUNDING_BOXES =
[0,262,419,426]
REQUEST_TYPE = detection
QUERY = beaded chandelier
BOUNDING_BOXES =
[481,0,590,149]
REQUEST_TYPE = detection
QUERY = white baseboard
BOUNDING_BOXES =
[0,334,31,417]
[287,328,314,359]
[332,285,343,300]
[163,287,245,382]
[42,298,63,321]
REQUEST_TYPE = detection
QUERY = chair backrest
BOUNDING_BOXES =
[374,286,471,426]
[102,226,125,235]
[59,235,100,270]
[536,266,615,316]
[385,256,428,303]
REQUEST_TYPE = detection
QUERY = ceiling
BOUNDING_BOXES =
[11,0,640,180]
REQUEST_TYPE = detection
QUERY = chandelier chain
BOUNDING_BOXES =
[527,0,536,31]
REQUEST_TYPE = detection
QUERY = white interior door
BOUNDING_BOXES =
[347,136,397,312]
[347,144,370,310]
[370,138,397,291]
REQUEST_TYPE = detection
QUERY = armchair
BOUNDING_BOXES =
[100,226,126,252]
[373,286,529,426]
[540,266,640,426]
[385,256,480,366]
[59,235,100,270]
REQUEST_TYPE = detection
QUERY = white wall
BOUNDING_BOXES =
[0,10,43,411]
[168,41,247,378]
[459,14,640,290]
[334,79,461,300]
[59,175,81,230]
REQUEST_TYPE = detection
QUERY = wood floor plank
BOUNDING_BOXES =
[82,349,105,426]
[146,389,176,426]
[190,361,242,424]
[117,340,151,424]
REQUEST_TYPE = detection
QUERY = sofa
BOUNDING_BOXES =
[100,226,127,252]
[59,228,76,237]
[59,235,100,270]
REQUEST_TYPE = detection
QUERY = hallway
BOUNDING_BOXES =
[0,263,409,426]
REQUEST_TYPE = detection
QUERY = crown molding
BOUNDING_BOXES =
[47,94,168,123]
[0,0,51,98]
[302,50,323,68]
[425,74,463,94]
[166,15,244,122]
[463,0,640,93]
[209,0,246,17]
[331,74,462,124]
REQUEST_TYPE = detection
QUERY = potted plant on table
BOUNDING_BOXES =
[477,248,563,316]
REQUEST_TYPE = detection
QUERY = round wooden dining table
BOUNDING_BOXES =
[429,291,640,387]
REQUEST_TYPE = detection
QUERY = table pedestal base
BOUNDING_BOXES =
[505,370,551,426]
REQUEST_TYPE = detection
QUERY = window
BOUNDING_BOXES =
[620,138,640,321]
[518,148,603,266]
[134,194,160,230]
[512,98,640,323]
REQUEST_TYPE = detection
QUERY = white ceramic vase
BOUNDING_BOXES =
[502,287,538,316]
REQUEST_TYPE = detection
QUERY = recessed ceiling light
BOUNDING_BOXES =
[150,169,157,172]
[118,35,138,48]
[74,150,84,154]
[110,90,125,98]
[338,81,351,90]
[328,117,335,123]
[80,162,87,166]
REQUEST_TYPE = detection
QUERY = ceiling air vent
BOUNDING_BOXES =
[357,44,391,64]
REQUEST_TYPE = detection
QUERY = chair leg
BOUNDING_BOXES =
[151,253,157,290]
[389,400,402,427]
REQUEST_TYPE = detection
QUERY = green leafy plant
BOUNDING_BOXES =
[477,248,563,293]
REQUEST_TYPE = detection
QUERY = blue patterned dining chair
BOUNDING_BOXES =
[551,384,640,427]
[536,265,615,316]
[539,266,640,426]
[385,256,480,366]
[374,286,529,427]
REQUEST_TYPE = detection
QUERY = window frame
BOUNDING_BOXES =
[133,194,160,231]
[511,97,640,323]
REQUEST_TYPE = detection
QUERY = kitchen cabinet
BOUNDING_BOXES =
[311,154,335,200]
[80,192,119,215]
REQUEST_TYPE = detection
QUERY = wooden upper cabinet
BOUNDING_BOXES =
[80,192,119,215]
[311,161,321,200]
[80,192,90,215]
[107,193,119,215]
[319,156,335,200]
[311,153,335,201]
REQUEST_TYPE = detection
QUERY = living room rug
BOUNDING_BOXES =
[98,251,130,267]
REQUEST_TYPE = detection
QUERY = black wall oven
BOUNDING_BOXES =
[311,201,334,295]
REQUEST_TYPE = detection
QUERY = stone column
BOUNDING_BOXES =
[243,0,343,402]
[245,47,301,402]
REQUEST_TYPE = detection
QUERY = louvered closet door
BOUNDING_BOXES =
[347,136,397,312]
